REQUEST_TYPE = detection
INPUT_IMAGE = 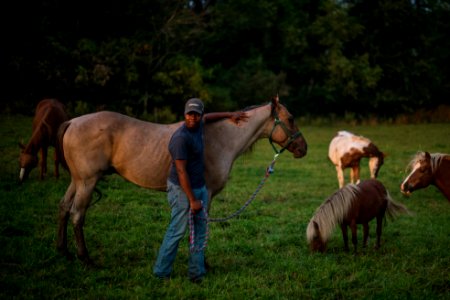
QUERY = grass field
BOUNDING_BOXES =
[1,115,449,299]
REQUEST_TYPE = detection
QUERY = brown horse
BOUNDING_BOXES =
[19,99,69,183]
[306,179,409,253]
[328,131,385,188]
[57,96,307,264]
[400,152,450,201]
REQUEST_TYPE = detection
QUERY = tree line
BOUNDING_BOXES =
[3,0,449,121]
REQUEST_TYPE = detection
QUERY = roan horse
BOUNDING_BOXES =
[56,96,307,264]
[19,99,69,183]
[306,179,409,253]
[328,131,385,188]
[400,151,450,201]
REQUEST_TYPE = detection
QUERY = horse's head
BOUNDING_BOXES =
[18,142,38,183]
[401,151,433,196]
[307,221,326,253]
[268,96,307,158]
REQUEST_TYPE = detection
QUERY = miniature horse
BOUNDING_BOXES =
[56,96,307,264]
[19,99,69,183]
[401,151,450,201]
[307,179,409,253]
[328,131,385,188]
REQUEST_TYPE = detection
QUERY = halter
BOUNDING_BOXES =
[268,104,302,154]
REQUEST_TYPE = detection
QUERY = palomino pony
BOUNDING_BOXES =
[306,179,409,253]
[328,131,385,188]
[57,96,307,264]
[401,151,450,201]
[19,99,69,183]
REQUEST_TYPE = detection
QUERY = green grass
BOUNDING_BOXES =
[1,116,449,299]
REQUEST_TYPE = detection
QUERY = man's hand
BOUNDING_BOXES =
[190,199,203,213]
[230,111,249,125]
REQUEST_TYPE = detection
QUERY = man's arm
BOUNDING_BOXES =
[174,159,202,212]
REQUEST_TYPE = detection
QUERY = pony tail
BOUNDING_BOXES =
[56,121,71,171]
[385,192,412,221]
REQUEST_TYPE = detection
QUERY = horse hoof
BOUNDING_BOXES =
[78,255,96,267]
[57,248,75,261]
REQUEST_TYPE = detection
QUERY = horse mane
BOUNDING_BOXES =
[241,102,270,112]
[306,184,360,243]
[407,152,448,174]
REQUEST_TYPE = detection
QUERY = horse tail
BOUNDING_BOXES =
[385,192,412,221]
[56,121,71,171]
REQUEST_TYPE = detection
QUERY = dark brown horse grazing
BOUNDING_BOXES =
[307,179,409,253]
[401,152,450,201]
[19,99,69,183]
[57,96,307,264]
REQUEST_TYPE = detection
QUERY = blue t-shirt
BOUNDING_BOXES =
[168,122,205,188]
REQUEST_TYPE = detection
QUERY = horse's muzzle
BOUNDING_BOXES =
[400,182,412,197]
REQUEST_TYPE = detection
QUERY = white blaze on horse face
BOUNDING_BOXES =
[400,161,421,195]
[19,168,25,180]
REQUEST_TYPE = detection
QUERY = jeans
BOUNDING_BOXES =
[153,181,208,280]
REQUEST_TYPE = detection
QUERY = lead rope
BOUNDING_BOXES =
[188,207,209,253]
[188,153,280,253]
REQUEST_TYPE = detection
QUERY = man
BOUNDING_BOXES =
[153,98,248,283]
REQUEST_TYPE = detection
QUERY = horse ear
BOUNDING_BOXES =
[18,142,25,149]
[425,151,431,159]
[271,94,279,106]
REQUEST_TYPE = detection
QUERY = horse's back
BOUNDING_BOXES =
[63,111,181,189]
[329,131,371,165]
[33,99,69,142]
[358,179,387,198]
[35,99,68,124]
[352,179,388,221]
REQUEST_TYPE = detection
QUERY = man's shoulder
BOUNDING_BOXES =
[171,125,189,139]
[169,126,189,147]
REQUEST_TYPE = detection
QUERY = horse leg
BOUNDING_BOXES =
[40,146,48,180]
[336,166,345,188]
[71,179,97,265]
[57,181,76,259]
[375,215,383,249]
[362,223,369,248]
[350,165,361,184]
[350,220,358,253]
[340,224,349,252]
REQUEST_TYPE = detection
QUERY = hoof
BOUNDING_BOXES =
[78,254,96,267]
[57,248,75,261]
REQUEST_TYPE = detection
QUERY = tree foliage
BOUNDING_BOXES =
[2,0,449,119]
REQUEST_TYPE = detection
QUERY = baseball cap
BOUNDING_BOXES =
[184,98,204,115]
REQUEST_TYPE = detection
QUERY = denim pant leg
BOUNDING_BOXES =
[153,182,189,278]
[188,185,208,280]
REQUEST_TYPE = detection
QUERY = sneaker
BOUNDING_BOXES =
[189,276,203,284]
[154,275,170,282]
